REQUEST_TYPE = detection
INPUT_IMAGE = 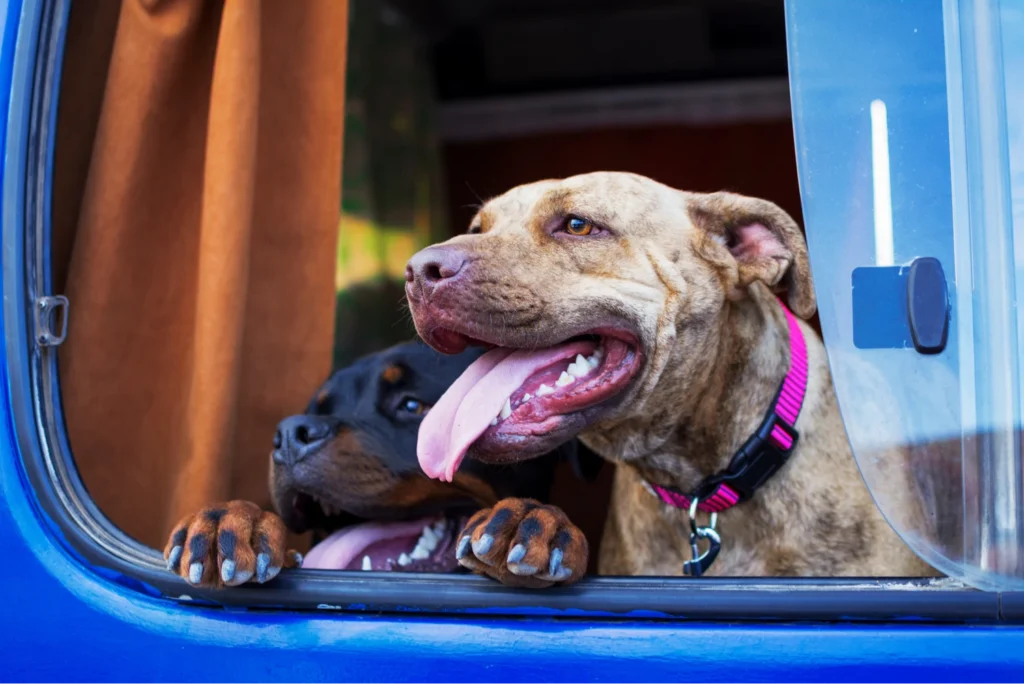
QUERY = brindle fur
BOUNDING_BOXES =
[407,172,935,577]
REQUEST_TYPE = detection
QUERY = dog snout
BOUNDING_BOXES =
[405,246,468,296]
[273,415,333,466]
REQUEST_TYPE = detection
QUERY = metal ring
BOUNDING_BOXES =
[687,498,718,534]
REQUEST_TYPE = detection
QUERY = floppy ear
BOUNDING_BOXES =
[688,191,816,319]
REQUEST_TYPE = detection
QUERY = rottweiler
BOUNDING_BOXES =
[164,341,593,589]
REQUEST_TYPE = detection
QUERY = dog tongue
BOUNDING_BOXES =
[302,518,433,570]
[418,342,590,481]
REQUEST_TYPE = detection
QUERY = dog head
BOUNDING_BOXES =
[405,172,814,478]
[270,340,576,571]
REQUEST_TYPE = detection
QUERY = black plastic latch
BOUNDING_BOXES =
[906,257,949,355]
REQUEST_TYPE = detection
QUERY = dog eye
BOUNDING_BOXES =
[563,217,597,236]
[399,397,428,416]
[467,225,482,235]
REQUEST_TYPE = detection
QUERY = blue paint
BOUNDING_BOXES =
[2,0,1024,680]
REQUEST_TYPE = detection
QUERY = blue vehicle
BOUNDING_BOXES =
[5,0,1024,680]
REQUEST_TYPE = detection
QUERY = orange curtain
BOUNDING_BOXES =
[53,0,348,547]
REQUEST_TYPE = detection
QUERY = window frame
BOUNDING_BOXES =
[5,0,1019,624]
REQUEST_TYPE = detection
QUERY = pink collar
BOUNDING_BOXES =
[644,299,809,514]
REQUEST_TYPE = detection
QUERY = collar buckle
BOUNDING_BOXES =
[707,405,800,503]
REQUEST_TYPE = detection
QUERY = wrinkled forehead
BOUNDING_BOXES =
[473,173,689,237]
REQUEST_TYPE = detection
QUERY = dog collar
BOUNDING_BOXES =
[642,299,808,574]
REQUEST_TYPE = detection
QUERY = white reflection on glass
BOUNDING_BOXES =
[870,99,895,267]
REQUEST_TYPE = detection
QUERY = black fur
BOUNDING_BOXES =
[268,340,602,537]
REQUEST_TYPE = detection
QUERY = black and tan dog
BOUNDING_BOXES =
[164,341,590,589]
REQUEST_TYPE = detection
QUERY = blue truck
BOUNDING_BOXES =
[4,0,1024,680]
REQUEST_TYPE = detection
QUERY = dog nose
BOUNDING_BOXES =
[273,415,332,465]
[405,246,467,291]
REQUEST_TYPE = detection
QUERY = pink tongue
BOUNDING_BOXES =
[302,518,433,570]
[417,342,590,482]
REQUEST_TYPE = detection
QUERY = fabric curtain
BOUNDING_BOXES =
[53,0,349,547]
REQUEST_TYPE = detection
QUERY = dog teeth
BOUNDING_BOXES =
[500,397,512,420]
[362,555,372,571]
[566,354,591,379]
[413,525,441,560]
[556,371,575,387]
[536,383,554,397]
[398,553,411,566]
[522,393,532,401]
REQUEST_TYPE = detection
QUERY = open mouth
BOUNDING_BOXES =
[417,329,643,481]
[287,491,467,572]
[303,514,464,572]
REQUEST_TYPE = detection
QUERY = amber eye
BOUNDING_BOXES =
[399,397,428,416]
[565,217,595,236]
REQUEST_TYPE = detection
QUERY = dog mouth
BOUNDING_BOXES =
[287,491,466,572]
[417,329,643,481]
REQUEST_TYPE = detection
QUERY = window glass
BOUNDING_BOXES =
[788,0,1024,589]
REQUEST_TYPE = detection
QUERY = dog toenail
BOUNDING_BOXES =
[188,562,203,585]
[548,548,563,576]
[167,545,182,572]
[472,534,493,556]
[507,544,527,564]
[256,553,271,582]
[220,559,236,583]
[292,551,304,567]
[456,535,472,560]
[508,562,538,576]
[553,566,573,581]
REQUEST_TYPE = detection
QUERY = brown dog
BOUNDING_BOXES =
[404,171,936,578]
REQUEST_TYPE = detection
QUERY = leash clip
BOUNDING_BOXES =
[683,498,721,577]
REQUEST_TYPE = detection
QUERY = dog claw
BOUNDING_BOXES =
[167,545,182,572]
[456,535,472,560]
[220,559,236,583]
[188,562,203,585]
[472,534,494,556]
[291,551,304,568]
[552,567,573,581]
[508,562,538,576]
[256,553,271,582]
[507,544,527,564]
[548,548,563,577]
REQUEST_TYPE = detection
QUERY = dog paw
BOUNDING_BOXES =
[455,498,588,589]
[163,501,302,588]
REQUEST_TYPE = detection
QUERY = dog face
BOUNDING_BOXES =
[270,340,567,572]
[405,172,814,475]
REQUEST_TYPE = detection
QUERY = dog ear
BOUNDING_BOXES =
[688,192,816,319]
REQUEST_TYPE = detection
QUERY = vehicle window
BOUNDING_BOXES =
[10,0,1022,624]
[789,0,1024,590]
